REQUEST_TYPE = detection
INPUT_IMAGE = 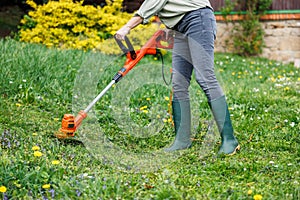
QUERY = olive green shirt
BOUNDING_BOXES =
[136,0,213,28]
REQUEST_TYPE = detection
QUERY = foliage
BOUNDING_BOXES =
[221,0,273,57]
[19,0,130,51]
[18,0,159,53]
[1,39,299,199]
[220,0,238,20]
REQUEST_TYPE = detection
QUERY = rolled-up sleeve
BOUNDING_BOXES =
[136,0,168,24]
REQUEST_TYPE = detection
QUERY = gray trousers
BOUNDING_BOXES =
[172,7,224,102]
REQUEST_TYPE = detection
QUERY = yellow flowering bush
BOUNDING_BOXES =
[19,0,130,51]
[19,0,162,54]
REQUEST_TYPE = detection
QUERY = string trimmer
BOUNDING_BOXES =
[55,30,173,139]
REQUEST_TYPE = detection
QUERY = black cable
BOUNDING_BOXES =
[157,50,172,86]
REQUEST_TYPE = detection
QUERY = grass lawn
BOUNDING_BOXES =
[0,38,299,199]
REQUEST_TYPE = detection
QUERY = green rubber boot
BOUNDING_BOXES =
[165,100,192,152]
[209,96,240,155]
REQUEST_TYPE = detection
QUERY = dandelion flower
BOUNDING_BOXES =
[142,110,149,114]
[0,186,7,193]
[34,151,43,157]
[139,106,147,110]
[52,160,60,165]
[16,103,22,107]
[247,189,253,195]
[32,146,40,151]
[42,184,51,189]
[164,96,169,101]
[146,97,151,101]
[32,132,38,136]
[253,194,263,200]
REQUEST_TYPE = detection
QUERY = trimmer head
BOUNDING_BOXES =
[54,114,77,139]
[54,111,87,139]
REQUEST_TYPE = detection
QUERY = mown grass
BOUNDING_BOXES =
[0,38,299,199]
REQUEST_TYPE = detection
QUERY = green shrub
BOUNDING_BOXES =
[221,0,272,57]
[232,12,264,56]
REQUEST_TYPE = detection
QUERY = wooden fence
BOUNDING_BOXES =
[210,0,300,11]
[83,1,300,13]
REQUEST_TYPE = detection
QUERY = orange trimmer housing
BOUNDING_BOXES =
[55,110,87,139]
[55,30,173,139]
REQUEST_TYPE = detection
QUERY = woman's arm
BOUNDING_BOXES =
[115,16,143,40]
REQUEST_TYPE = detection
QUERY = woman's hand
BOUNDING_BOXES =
[163,28,174,41]
[115,25,131,40]
[115,16,143,40]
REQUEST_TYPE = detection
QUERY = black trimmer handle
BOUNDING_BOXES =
[114,35,137,60]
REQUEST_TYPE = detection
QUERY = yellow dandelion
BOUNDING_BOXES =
[139,106,147,110]
[270,77,276,82]
[0,186,7,193]
[32,146,40,151]
[298,77,300,81]
[253,194,263,200]
[232,72,236,76]
[146,97,151,101]
[16,103,22,107]
[284,87,290,91]
[259,76,263,79]
[42,184,51,189]
[142,110,149,114]
[32,132,38,136]
[34,151,43,157]
[247,189,253,195]
[164,96,170,101]
[52,160,60,165]
[156,115,161,119]
[163,119,167,123]
[167,118,172,123]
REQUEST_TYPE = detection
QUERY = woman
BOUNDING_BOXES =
[115,0,240,155]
